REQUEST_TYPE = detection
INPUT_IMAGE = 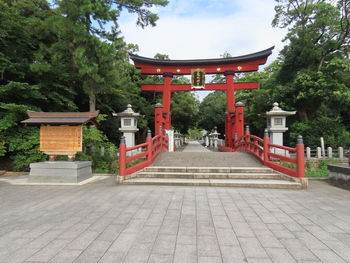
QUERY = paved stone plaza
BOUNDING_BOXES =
[1,178,350,263]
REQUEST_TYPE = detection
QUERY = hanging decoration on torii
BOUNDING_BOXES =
[129,46,274,147]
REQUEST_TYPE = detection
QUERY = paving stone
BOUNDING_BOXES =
[1,248,40,263]
[281,238,318,261]
[49,249,82,263]
[215,228,240,246]
[135,226,160,244]
[2,179,350,263]
[173,244,197,263]
[254,230,283,248]
[232,222,255,237]
[197,235,221,257]
[293,231,328,250]
[67,230,100,250]
[198,256,223,263]
[97,224,124,242]
[247,258,273,263]
[311,249,347,263]
[266,247,297,263]
[123,242,153,263]
[148,254,173,263]
[73,240,110,263]
[321,239,350,262]
[238,237,268,258]
[220,245,246,263]
[176,233,196,245]
[152,234,177,255]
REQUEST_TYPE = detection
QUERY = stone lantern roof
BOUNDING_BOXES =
[113,104,140,118]
[265,102,296,116]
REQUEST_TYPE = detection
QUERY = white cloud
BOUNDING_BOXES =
[118,0,287,100]
[120,0,286,60]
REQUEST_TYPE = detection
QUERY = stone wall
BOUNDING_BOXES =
[328,164,350,190]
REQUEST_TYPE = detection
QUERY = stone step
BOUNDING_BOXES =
[136,171,285,180]
[122,178,302,189]
[144,166,274,173]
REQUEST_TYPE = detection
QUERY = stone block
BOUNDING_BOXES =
[29,161,92,183]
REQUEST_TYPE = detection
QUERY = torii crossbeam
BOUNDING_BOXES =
[130,46,274,147]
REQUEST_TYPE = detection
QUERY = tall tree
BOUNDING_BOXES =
[54,0,168,112]
[272,0,350,121]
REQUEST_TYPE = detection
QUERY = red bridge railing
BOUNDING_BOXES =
[119,131,168,176]
[219,129,305,178]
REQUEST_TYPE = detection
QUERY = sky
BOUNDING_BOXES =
[118,0,287,100]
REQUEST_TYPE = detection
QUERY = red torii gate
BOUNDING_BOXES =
[130,47,273,147]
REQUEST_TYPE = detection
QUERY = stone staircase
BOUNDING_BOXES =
[122,166,302,189]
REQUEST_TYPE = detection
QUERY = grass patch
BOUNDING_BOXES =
[305,159,337,178]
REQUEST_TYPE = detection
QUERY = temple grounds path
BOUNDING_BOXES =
[0,177,350,262]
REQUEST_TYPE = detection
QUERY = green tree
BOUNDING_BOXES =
[198,91,226,135]
[272,0,350,121]
[171,91,199,134]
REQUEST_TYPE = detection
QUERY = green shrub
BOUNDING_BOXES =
[305,159,337,178]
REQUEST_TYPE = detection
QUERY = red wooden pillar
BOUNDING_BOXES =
[224,112,229,146]
[245,125,250,151]
[119,136,126,176]
[146,130,153,165]
[224,71,235,148]
[296,135,305,177]
[154,103,164,136]
[235,102,245,138]
[263,129,270,165]
[162,72,173,131]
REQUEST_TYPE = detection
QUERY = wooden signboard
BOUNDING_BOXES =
[40,125,82,153]
[191,68,205,89]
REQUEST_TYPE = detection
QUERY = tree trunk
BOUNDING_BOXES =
[298,110,309,122]
[89,81,96,112]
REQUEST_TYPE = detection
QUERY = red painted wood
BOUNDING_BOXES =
[266,161,297,177]
[119,143,126,176]
[268,152,297,163]
[133,59,268,75]
[126,151,147,163]
[125,160,148,175]
[120,134,169,176]
[146,136,152,165]
[263,136,270,165]
[141,82,258,92]
[296,143,305,177]
[126,142,148,151]
[232,134,305,178]
[268,143,296,153]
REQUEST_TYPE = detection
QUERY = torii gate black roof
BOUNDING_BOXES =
[129,46,274,66]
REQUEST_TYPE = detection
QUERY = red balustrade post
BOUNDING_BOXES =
[154,103,164,136]
[119,136,127,176]
[245,125,250,151]
[296,135,305,178]
[146,130,153,165]
[233,133,238,150]
[235,102,245,138]
[263,129,270,165]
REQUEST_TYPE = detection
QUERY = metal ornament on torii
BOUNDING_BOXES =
[130,46,273,147]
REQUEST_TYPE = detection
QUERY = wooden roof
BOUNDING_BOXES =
[21,111,99,125]
[129,47,274,75]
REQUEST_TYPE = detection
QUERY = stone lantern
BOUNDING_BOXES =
[113,104,140,148]
[265,102,296,147]
[212,126,220,148]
